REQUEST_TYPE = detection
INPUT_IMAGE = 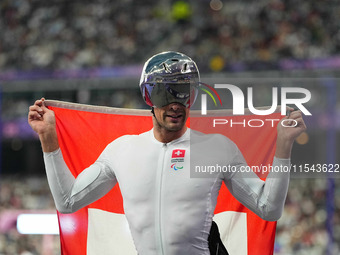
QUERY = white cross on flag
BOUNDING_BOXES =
[172,149,185,158]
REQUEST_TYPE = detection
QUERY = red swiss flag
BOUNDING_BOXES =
[172,149,186,158]
[46,100,282,255]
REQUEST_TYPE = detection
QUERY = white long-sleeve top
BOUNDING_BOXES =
[43,128,290,255]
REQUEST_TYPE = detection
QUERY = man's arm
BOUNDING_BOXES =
[28,98,59,152]
[275,109,306,158]
[28,98,117,213]
[224,110,306,221]
[43,148,116,213]
[224,157,290,221]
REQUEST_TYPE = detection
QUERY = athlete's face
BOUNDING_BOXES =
[153,103,189,132]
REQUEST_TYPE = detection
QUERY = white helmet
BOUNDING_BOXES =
[139,51,200,108]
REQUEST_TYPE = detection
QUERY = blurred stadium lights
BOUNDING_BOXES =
[17,213,59,235]
[210,0,223,11]
[295,132,309,145]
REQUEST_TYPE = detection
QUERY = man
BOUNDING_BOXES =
[28,51,306,255]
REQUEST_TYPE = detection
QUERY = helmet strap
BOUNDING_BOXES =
[151,107,155,117]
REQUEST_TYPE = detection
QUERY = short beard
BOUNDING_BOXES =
[153,111,186,132]
[161,123,184,132]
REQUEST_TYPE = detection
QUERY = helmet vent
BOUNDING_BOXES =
[162,63,170,72]
[183,63,188,71]
[171,59,179,62]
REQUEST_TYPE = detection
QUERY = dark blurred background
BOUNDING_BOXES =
[0,0,339,254]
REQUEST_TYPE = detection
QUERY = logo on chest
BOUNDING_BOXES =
[171,149,186,171]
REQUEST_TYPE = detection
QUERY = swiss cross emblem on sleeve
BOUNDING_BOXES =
[171,149,186,171]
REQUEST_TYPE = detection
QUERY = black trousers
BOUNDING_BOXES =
[208,221,229,255]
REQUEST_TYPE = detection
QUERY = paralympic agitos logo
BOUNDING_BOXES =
[198,84,312,128]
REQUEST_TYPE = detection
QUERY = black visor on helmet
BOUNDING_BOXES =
[141,73,199,108]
